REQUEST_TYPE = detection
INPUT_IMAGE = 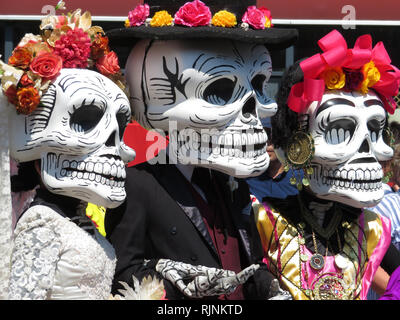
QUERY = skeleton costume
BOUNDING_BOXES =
[254,30,400,300]
[0,10,136,299]
[105,0,298,299]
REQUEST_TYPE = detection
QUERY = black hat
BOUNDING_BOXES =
[107,0,298,50]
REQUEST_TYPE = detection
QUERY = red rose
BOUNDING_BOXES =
[30,52,63,80]
[96,51,120,76]
[4,85,18,106]
[174,0,211,27]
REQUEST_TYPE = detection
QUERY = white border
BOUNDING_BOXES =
[0,15,400,26]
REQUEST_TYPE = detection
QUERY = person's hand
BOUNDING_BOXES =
[155,259,259,298]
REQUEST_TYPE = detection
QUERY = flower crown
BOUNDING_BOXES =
[124,0,273,30]
[0,4,126,115]
[287,29,400,114]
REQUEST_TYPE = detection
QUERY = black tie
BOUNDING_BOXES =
[191,167,216,204]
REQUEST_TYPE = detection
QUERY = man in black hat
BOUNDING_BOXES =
[105,0,298,300]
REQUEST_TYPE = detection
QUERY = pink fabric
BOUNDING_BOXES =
[300,244,345,291]
[360,214,392,300]
[262,203,282,275]
[379,266,400,300]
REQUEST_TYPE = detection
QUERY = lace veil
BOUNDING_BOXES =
[0,90,12,299]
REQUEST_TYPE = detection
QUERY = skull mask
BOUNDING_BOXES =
[303,90,393,208]
[126,39,277,177]
[10,69,136,208]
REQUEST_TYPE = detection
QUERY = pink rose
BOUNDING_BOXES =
[242,6,266,30]
[259,6,273,27]
[174,0,211,27]
[96,51,120,76]
[128,4,150,27]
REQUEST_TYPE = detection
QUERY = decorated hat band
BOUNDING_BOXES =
[106,0,298,49]
[0,3,126,115]
[287,29,400,115]
[125,0,273,30]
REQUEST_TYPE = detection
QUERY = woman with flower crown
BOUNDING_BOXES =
[0,6,147,299]
[253,29,400,300]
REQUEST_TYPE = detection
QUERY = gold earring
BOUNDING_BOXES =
[284,131,315,190]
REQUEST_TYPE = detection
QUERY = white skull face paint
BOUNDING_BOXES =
[10,69,136,208]
[304,90,393,208]
[126,39,277,177]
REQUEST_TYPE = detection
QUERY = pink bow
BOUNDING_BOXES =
[287,29,400,114]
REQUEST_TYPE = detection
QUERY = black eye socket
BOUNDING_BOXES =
[368,119,384,143]
[70,105,104,133]
[325,119,356,144]
[251,74,266,96]
[203,77,237,105]
[116,112,130,140]
[367,119,381,134]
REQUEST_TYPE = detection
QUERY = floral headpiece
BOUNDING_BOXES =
[287,29,400,115]
[125,0,273,30]
[0,3,125,115]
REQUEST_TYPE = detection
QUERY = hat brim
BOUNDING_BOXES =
[107,25,298,50]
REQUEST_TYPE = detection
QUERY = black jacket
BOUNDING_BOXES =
[105,162,274,299]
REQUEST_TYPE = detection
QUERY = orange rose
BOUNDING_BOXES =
[30,52,63,80]
[96,51,120,76]
[16,87,40,115]
[91,34,110,60]
[20,73,35,87]
[8,46,32,70]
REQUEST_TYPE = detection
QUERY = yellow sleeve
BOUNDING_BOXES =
[86,203,106,237]
[252,199,274,252]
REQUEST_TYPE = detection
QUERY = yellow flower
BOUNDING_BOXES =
[265,17,272,28]
[211,10,237,28]
[321,67,346,90]
[150,10,173,27]
[124,18,131,28]
[361,61,381,94]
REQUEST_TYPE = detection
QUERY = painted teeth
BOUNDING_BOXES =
[176,129,268,159]
[322,167,383,191]
[60,158,126,188]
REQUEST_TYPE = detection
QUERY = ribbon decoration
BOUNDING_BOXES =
[287,29,400,114]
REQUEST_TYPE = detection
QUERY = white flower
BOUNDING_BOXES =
[55,1,66,10]
[113,275,165,300]
[17,33,42,47]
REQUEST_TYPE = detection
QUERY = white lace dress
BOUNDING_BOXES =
[9,205,116,300]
